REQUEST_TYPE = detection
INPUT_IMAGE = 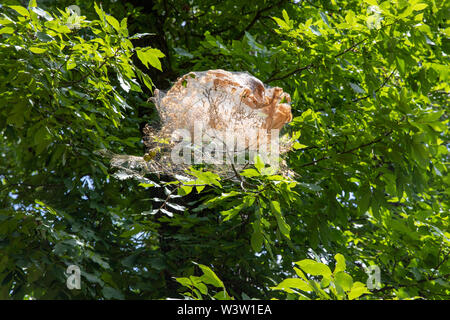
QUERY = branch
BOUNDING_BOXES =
[265,18,398,83]
[373,273,450,294]
[265,63,315,83]
[352,69,396,103]
[334,37,367,59]
[299,129,393,168]
[159,185,178,211]
[265,38,367,83]
[58,49,120,87]
[237,0,288,39]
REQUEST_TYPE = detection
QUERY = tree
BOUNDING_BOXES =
[0,0,448,300]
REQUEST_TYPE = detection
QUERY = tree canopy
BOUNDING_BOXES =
[0,0,448,300]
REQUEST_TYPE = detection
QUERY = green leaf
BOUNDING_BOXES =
[251,222,263,252]
[120,17,127,30]
[36,31,53,42]
[120,18,129,37]
[413,3,428,11]
[320,12,330,27]
[358,188,372,214]
[270,201,291,239]
[129,33,154,40]
[345,10,356,25]
[9,5,30,17]
[411,141,429,168]
[83,272,104,286]
[221,203,244,222]
[418,110,444,123]
[309,25,322,36]
[28,0,37,8]
[66,57,76,70]
[272,278,312,293]
[282,9,290,24]
[0,27,14,34]
[136,47,165,71]
[240,168,260,178]
[35,200,57,215]
[334,272,353,292]
[298,182,323,192]
[293,142,308,150]
[174,47,194,58]
[138,182,156,188]
[105,14,121,32]
[29,47,47,54]
[269,201,281,215]
[192,280,208,295]
[136,69,154,90]
[272,17,290,30]
[117,74,131,92]
[364,0,378,5]
[213,290,231,300]
[94,2,105,21]
[102,286,124,300]
[188,168,221,187]
[214,289,232,300]
[178,185,193,196]
[293,267,308,280]
[295,259,332,279]
[197,264,224,288]
[175,277,192,288]
[254,154,264,172]
[348,282,371,300]
[396,57,406,76]
[160,208,173,217]
[166,202,186,211]
[30,7,53,21]
[334,254,346,274]
[0,17,14,25]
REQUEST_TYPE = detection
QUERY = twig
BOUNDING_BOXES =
[266,38,367,83]
[373,273,450,294]
[265,19,398,83]
[299,129,393,168]
[237,0,288,38]
[352,69,396,103]
[58,48,120,87]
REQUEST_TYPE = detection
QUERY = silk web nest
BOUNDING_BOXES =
[100,69,295,181]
